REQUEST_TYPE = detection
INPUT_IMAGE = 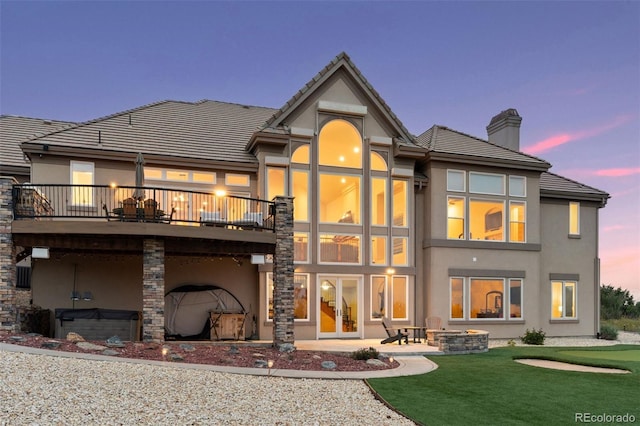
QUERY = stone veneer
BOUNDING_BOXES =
[0,177,17,332]
[272,196,294,346]
[428,329,489,354]
[142,238,165,342]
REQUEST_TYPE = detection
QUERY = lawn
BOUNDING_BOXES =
[367,345,640,426]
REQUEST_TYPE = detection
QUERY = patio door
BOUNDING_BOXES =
[319,276,361,338]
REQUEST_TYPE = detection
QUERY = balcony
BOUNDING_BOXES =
[11,184,277,256]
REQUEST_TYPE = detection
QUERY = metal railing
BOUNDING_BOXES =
[12,184,276,231]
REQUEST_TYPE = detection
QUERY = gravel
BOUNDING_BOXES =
[489,331,640,348]
[0,350,415,425]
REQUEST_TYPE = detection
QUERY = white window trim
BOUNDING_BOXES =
[70,161,94,183]
[370,235,388,266]
[390,275,409,321]
[225,173,251,187]
[318,171,362,225]
[508,175,526,197]
[447,196,466,240]
[370,275,387,321]
[294,232,310,264]
[508,200,527,243]
[450,276,524,321]
[509,278,524,319]
[449,277,465,320]
[266,272,311,322]
[447,169,466,192]
[318,233,362,265]
[469,198,506,242]
[569,202,580,236]
[391,237,409,266]
[552,280,578,319]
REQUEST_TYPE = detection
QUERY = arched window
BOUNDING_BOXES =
[371,151,387,171]
[318,119,362,168]
[291,145,309,164]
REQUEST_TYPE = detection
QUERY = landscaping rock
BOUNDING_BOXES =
[321,361,337,370]
[366,359,386,367]
[9,336,26,342]
[228,345,239,354]
[169,353,184,362]
[254,359,268,368]
[278,343,296,353]
[312,355,322,360]
[26,333,42,338]
[252,352,265,358]
[66,332,85,342]
[102,349,120,356]
[41,341,61,349]
[106,336,124,347]
[179,343,196,352]
[76,342,107,351]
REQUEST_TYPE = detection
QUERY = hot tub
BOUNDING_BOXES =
[55,308,141,341]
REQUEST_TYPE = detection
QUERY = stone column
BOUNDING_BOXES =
[142,238,165,342]
[0,177,17,332]
[272,196,294,346]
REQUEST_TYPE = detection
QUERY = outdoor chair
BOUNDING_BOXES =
[426,316,442,330]
[122,198,138,221]
[200,211,226,227]
[380,317,409,345]
[143,199,159,222]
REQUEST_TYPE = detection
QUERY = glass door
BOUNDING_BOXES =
[319,276,361,338]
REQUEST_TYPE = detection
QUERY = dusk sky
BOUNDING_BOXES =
[2,1,639,298]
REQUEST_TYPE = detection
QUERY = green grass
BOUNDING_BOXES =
[367,345,640,426]
[601,318,640,333]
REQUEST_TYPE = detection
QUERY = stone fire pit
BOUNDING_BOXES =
[427,329,489,354]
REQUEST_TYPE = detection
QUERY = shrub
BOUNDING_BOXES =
[599,324,618,340]
[351,347,379,360]
[520,328,545,345]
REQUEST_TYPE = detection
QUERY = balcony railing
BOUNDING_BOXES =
[12,184,276,232]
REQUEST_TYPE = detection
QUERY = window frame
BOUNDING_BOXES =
[509,175,526,197]
[469,198,506,242]
[449,276,524,321]
[70,160,95,207]
[447,169,466,192]
[266,272,310,322]
[318,233,361,265]
[225,173,251,187]
[569,202,580,236]
[294,232,309,264]
[370,275,387,320]
[509,200,527,243]
[390,275,409,320]
[318,171,362,225]
[469,172,506,196]
[551,280,577,319]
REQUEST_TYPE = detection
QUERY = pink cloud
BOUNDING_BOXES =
[603,225,625,232]
[595,168,640,177]
[524,114,634,155]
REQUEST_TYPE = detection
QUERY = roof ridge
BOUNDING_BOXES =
[192,99,277,111]
[543,170,609,195]
[0,114,75,124]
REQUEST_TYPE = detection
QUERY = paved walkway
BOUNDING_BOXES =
[0,341,438,379]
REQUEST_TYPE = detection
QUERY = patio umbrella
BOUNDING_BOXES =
[132,152,145,200]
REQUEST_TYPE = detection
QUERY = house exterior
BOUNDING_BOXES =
[0,52,608,342]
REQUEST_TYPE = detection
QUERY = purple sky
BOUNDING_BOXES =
[2,1,639,298]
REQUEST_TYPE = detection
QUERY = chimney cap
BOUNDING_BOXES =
[488,108,520,127]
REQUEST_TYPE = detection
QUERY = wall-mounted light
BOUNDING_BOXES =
[32,247,50,259]
[386,268,396,275]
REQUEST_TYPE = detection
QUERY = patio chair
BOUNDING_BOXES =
[426,316,442,330]
[122,198,138,221]
[143,199,159,222]
[380,317,408,345]
[200,211,226,227]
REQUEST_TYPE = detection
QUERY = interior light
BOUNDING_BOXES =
[110,182,117,188]
[339,155,345,162]
[341,178,346,184]
[353,147,360,153]
[386,268,396,275]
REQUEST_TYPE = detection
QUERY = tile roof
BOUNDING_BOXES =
[0,115,75,172]
[22,100,277,164]
[540,171,609,202]
[262,52,419,147]
[416,125,550,170]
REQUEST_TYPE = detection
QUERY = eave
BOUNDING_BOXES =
[425,151,551,173]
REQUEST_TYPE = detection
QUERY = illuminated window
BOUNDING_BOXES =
[447,197,465,239]
[391,276,408,320]
[392,180,407,227]
[447,170,465,192]
[292,170,308,222]
[291,145,309,164]
[166,170,189,181]
[319,173,361,224]
[371,177,387,226]
[469,172,505,195]
[471,279,504,319]
[193,172,216,184]
[267,167,286,201]
[470,199,504,241]
[318,119,362,168]
[145,168,163,180]
[370,275,386,319]
[371,236,387,265]
[371,152,387,171]
[509,201,526,242]
[509,176,526,197]
[552,281,576,319]
[294,233,309,263]
[225,173,250,187]
[319,234,360,264]
[450,278,464,319]
[70,161,94,206]
[392,237,408,266]
[509,279,522,318]
[569,202,580,235]
[267,273,309,320]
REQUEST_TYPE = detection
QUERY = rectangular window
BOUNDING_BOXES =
[166,170,189,181]
[470,199,504,241]
[193,172,216,184]
[392,237,408,266]
[292,170,308,222]
[267,167,286,201]
[569,202,580,235]
[145,168,163,180]
[509,176,526,197]
[471,279,505,319]
[267,273,309,321]
[319,234,360,264]
[226,173,250,187]
[392,179,408,227]
[371,177,387,226]
[70,161,94,206]
[450,277,464,319]
[552,281,577,319]
[319,173,361,224]
[469,172,505,195]
[371,236,387,265]
[447,170,465,192]
[447,197,465,239]
[391,276,408,320]
[294,233,309,263]
[370,275,386,319]
[509,279,522,318]
[509,201,526,243]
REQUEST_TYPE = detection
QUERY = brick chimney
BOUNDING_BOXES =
[486,108,522,151]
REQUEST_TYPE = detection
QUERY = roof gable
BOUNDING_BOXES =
[262,52,417,145]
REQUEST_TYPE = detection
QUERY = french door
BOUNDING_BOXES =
[318,276,361,338]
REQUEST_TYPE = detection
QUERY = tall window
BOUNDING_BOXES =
[392,180,408,227]
[267,167,286,201]
[450,278,464,319]
[447,197,465,239]
[318,119,362,168]
[370,275,386,319]
[470,200,504,241]
[292,170,308,222]
[371,152,387,171]
[267,273,309,320]
[371,177,387,226]
[509,279,522,318]
[569,202,580,235]
[319,174,361,223]
[509,201,526,243]
[392,237,408,266]
[552,281,576,319]
[70,161,94,206]
[294,233,309,263]
[371,236,386,265]
[391,276,408,320]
